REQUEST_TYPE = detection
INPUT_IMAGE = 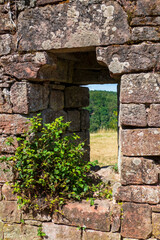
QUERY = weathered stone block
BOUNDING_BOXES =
[2,184,17,201]
[0,34,11,56]
[115,185,160,204]
[132,27,160,41]
[22,209,51,222]
[42,223,81,240]
[83,230,120,240]
[0,114,28,135]
[40,58,69,83]
[111,204,121,232]
[18,1,130,51]
[51,84,65,90]
[3,224,22,240]
[3,223,40,240]
[0,136,18,153]
[121,157,158,185]
[10,82,28,114]
[121,128,160,156]
[152,205,160,213]
[22,225,40,240]
[121,73,160,104]
[120,104,147,127]
[50,90,64,111]
[11,82,49,114]
[0,6,16,33]
[152,212,160,239]
[131,16,160,26]
[81,109,90,130]
[24,219,41,226]
[28,83,49,112]
[67,110,80,132]
[135,0,160,16]
[121,203,152,239]
[97,44,160,75]
[42,109,67,123]
[0,88,12,113]
[53,200,111,232]
[0,201,20,222]
[1,52,56,80]
[148,104,160,127]
[65,86,89,108]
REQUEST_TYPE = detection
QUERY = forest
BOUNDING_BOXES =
[86,91,118,132]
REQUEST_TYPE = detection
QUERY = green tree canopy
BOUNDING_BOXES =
[86,91,118,132]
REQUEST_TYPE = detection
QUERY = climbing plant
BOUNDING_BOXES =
[0,115,111,211]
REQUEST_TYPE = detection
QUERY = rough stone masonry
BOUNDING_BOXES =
[0,0,160,239]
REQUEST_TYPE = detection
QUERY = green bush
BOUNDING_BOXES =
[0,115,104,211]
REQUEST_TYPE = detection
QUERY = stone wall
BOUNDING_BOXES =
[0,0,160,239]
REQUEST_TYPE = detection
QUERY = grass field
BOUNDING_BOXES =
[90,129,118,167]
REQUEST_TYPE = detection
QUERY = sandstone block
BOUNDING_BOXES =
[11,82,49,114]
[152,205,160,213]
[121,157,158,185]
[97,44,160,75]
[115,185,160,204]
[10,82,28,114]
[121,203,152,239]
[65,86,89,108]
[21,225,40,240]
[42,223,81,240]
[0,136,18,153]
[132,27,160,41]
[120,104,147,127]
[120,73,160,104]
[135,0,160,16]
[42,109,67,123]
[22,209,51,222]
[0,34,11,56]
[0,201,20,222]
[53,200,111,232]
[50,90,64,111]
[28,83,49,112]
[2,184,17,201]
[96,166,120,186]
[40,58,69,83]
[83,230,120,240]
[0,6,16,33]
[121,128,160,156]
[111,204,121,232]
[152,212,160,239]
[51,84,65,90]
[0,88,12,113]
[67,110,80,132]
[148,104,160,127]
[0,114,28,135]
[73,68,114,85]
[24,220,41,226]
[3,223,40,240]
[131,16,160,26]
[18,1,130,52]
[3,224,22,240]
[1,52,56,80]
[81,109,90,130]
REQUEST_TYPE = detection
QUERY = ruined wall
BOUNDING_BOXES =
[0,0,160,239]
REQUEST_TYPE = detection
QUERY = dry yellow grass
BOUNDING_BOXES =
[90,129,118,167]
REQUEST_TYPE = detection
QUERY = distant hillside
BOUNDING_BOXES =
[85,91,118,132]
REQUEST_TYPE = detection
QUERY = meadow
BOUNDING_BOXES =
[90,129,118,167]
